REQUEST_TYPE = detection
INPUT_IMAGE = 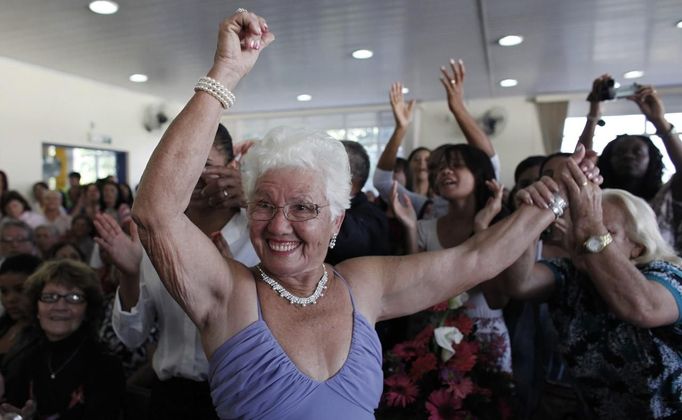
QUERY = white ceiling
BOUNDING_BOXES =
[1,0,681,114]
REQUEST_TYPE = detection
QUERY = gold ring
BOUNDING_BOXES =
[450,79,456,84]
[581,180,588,187]
[235,7,248,14]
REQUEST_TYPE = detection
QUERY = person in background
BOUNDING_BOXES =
[0,254,43,410]
[0,221,36,265]
[70,183,101,220]
[0,259,125,419]
[0,171,8,198]
[33,224,60,259]
[30,182,49,215]
[101,123,259,420]
[64,172,82,212]
[325,140,390,265]
[0,191,46,230]
[100,181,129,225]
[49,241,86,262]
[68,214,96,263]
[41,190,71,237]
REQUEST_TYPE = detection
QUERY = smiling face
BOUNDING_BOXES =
[0,272,29,321]
[248,168,343,279]
[409,149,431,182]
[37,282,87,342]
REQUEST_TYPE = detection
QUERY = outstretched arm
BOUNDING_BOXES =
[131,11,273,332]
[377,82,415,171]
[440,59,494,157]
[578,74,611,151]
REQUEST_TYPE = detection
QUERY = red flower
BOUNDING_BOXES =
[444,313,474,335]
[446,340,478,373]
[430,301,449,312]
[425,389,464,420]
[414,324,435,347]
[384,374,419,408]
[409,353,437,380]
[392,340,422,361]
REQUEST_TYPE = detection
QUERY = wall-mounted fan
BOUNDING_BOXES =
[143,103,169,132]
[476,107,507,137]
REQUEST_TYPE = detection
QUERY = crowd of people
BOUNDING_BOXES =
[0,9,681,420]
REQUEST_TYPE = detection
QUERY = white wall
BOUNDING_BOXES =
[415,97,546,187]
[0,57,182,197]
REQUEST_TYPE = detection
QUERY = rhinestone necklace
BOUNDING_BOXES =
[256,264,328,307]
[48,337,87,380]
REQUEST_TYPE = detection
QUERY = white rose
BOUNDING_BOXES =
[434,326,464,362]
[448,292,469,310]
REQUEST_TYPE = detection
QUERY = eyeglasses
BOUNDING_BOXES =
[39,292,87,304]
[247,201,329,222]
[1,237,30,244]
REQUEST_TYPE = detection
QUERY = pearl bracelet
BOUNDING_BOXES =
[194,76,235,109]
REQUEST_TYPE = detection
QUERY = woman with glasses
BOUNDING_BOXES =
[130,10,599,419]
[0,259,124,419]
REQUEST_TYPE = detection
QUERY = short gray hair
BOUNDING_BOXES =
[241,127,351,219]
[602,189,682,266]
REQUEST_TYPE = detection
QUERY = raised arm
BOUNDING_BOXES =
[376,82,415,171]
[560,158,679,328]
[439,59,494,157]
[578,74,611,151]
[131,11,273,331]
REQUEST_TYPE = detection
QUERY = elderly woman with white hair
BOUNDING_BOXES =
[496,158,682,419]
[130,10,599,419]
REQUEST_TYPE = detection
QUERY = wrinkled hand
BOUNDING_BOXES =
[474,179,504,232]
[201,164,246,208]
[94,213,142,277]
[440,58,466,112]
[559,157,605,238]
[211,231,233,260]
[211,10,275,86]
[390,181,417,229]
[628,85,668,127]
[389,82,415,129]
[586,73,611,102]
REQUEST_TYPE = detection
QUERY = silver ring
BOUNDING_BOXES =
[222,189,229,198]
[450,79,456,84]
[235,7,248,14]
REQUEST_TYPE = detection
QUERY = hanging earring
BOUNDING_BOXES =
[329,233,338,249]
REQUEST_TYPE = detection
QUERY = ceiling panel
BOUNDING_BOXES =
[0,0,680,113]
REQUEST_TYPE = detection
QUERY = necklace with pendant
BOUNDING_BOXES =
[48,337,87,380]
[256,264,328,307]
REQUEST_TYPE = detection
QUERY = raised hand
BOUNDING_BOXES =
[390,181,417,230]
[628,85,669,128]
[474,179,504,232]
[94,213,142,277]
[439,58,466,113]
[201,164,246,209]
[586,74,612,102]
[210,10,275,88]
[389,82,415,129]
[0,399,35,420]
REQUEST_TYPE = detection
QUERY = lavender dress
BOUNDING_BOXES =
[208,271,383,419]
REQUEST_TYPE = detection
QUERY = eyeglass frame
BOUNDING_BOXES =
[246,201,330,222]
[1,236,31,244]
[39,292,87,305]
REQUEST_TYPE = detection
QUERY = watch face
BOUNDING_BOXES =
[586,238,601,252]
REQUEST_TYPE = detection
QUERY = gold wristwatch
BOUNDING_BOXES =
[583,233,613,253]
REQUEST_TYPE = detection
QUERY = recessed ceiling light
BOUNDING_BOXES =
[297,94,312,102]
[497,35,524,46]
[676,20,682,29]
[129,74,148,83]
[623,70,644,79]
[499,79,518,87]
[352,49,373,59]
[402,87,409,94]
[89,1,119,15]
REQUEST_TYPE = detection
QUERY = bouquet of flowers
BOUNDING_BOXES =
[377,293,516,420]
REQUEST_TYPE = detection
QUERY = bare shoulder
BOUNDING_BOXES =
[334,256,393,323]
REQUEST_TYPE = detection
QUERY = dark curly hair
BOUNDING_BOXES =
[428,144,496,212]
[598,135,663,201]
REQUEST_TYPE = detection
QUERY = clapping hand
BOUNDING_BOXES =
[94,213,143,277]
[474,179,504,232]
[389,82,415,129]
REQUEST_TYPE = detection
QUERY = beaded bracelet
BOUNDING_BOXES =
[194,76,235,109]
